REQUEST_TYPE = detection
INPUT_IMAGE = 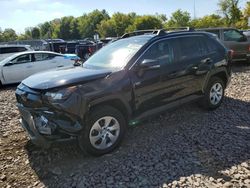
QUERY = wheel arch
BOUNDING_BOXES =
[88,97,132,122]
[202,68,230,93]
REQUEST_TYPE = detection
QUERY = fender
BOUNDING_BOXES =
[202,66,230,93]
[87,94,133,118]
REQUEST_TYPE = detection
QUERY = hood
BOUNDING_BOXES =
[22,66,112,90]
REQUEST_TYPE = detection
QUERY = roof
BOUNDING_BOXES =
[197,27,236,31]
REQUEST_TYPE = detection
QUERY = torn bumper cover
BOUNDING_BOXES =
[16,84,84,148]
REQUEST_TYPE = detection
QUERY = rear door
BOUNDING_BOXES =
[160,36,208,103]
[2,54,34,83]
[33,53,64,72]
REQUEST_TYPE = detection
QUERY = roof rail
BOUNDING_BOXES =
[120,29,166,38]
[120,27,195,39]
[165,27,195,32]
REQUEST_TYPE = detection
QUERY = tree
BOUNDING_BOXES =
[155,13,167,23]
[78,10,110,38]
[190,14,225,28]
[56,16,74,40]
[2,28,17,41]
[31,27,40,39]
[0,28,3,42]
[165,9,191,28]
[244,2,250,17]
[218,0,242,26]
[70,18,80,39]
[24,27,32,39]
[127,15,163,31]
[97,19,117,37]
[39,21,52,38]
[235,2,250,29]
[97,12,137,37]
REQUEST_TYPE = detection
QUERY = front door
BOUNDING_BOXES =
[129,39,175,114]
[2,54,34,84]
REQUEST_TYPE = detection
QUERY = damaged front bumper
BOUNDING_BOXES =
[16,84,84,148]
[17,104,83,148]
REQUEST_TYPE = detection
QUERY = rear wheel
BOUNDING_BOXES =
[78,106,126,156]
[200,77,225,110]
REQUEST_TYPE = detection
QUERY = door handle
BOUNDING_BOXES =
[201,58,212,64]
[26,65,32,68]
[57,65,64,68]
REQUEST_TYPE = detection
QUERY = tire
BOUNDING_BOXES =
[78,105,126,156]
[200,77,225,110]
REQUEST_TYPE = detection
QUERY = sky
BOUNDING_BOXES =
[0,0,248,34]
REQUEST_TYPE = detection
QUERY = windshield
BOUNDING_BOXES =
[83,36,150,69]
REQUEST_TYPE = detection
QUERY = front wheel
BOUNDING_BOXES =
[200,77,225,110]
[78,106,126,156]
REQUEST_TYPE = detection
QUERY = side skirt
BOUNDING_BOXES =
[131,94,202,123]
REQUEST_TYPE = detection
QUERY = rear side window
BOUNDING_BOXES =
[0,47,27,54]
[34,53,59,61]
[173,36,204,62]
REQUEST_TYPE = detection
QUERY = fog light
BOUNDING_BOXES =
[36,116,52,135]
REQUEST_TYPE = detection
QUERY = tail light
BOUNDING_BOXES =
[229,49,234,59]
[248,45,250,52]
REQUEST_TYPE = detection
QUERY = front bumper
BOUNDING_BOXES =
[16,84,84,147]
[18,104,82,147]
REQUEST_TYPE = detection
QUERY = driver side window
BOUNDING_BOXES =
[140,40,174,65]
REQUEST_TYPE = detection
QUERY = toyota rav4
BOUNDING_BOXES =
[16,29,231,156]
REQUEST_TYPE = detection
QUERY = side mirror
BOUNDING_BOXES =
[139,59,160,70]
[4,62,14,67]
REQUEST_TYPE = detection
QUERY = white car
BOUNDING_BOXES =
[0,51,76,85]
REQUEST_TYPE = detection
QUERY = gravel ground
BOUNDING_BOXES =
[0,64,250,188]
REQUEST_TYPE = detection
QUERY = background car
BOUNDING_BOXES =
[197,28,250,63]
[0,45,33,61]
[243,30,250,41]
[0,51,76,85]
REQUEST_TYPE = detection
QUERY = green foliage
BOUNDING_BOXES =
[1,2,249,42]
[128,15,163,31]
[39,22,52,38]
[31,27,40,39]
[165,9,191,28]
[190,14,225,28]
[218,0,242,26]
[1,28,17,42]
[78,9,110,38]
[55,16,75,40]
[97,12,137,37]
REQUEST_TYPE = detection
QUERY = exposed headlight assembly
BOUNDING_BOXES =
[45,86,77,102]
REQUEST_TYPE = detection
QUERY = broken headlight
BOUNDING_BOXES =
[45,86,77,102]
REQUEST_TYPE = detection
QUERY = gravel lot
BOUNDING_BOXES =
[0,64,250,188]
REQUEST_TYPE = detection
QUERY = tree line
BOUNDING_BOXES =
[0,0,249,42]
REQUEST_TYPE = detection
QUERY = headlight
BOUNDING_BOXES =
[45,86,77,102]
